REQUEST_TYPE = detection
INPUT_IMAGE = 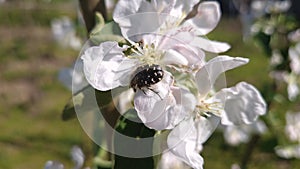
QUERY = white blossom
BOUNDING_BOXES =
[58,59,88,93]
[157,151,190,169]
[113,0,230,53]
[289,42,300,75]
[285,112,300,142]
[275,145,300,159]
[167,56,267,169]
[223,120,267,146]
[81,1,234,130]
[51,16,82,50]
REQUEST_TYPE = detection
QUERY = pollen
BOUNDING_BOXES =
[195,100,223,117]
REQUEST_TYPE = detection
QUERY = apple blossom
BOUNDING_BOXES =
[285,112,300,142]
[167,56,267,169]
[223,120,267,146]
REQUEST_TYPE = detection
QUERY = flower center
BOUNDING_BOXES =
[195,99,223,118]
[159,13,187,34]
[127,42,163,66]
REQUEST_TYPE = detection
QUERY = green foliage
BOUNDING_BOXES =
[62,86,112,121]
[114,109,156,169]
[89,12,126,45]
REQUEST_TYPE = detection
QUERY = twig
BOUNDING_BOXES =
[79,0,107,34]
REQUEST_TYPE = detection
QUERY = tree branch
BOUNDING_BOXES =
[79,0,107,34]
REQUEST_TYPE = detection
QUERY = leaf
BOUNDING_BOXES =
[62,85,112,121]
[89,12,126,45]
[113,109,156,169]
[90,12,106,36]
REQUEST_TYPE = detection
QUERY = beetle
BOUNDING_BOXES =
[130,64,164,98]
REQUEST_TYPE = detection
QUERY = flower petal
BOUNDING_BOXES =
[114,0,163,42]
[167,117,204,169]
[113,0,142,26]
[157,151,190,169]
[275,145,300,159]
[174,0,200,16]
[287,80,299,101]
[194,114,220,149]
[191,36,231,53]
[134,73,196,130]
[81,41,135,91]
[183,1,221,35]
[289,44,300,74]
[214,82,267,125]
[195,56,249,98]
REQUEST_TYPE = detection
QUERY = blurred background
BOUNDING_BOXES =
[0,0,300,169]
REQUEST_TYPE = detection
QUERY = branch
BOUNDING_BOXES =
[79,0,107,34]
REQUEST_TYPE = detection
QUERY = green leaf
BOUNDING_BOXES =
[62,85,112,121]
[94,147,113,169]
[113,109,156,169]
[90,12,106,36]
[89,12,126,45]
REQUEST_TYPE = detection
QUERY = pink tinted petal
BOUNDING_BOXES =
[215,82,267,125]
[195,56,249,98]
[81,41,133,91]
[167,118,204,169]
[183,1,221,35]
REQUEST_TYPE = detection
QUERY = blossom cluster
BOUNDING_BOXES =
[81,0,267,168]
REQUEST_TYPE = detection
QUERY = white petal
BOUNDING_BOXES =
[134,72,173,130]
[163,49,189,66]
[195,114,220,148]
[275,145,300,159]
[134,91,175,130]
[44,161,64,169]
[287,81,299,101]
[223,125,250,146]
[182,1,221,35]
[289,45,300,74]
[157,151,190,169]
[114,0,163,42]
[81,41,135,91]
[195,56,249,98]
[285,112,300,142]
[158,31,195,51]
[134,76,195,130]
[115,89,135,115]
[174,0,200,16]
[167,118,204,169]
[164,87,197,127]
[152,0,176,14]
[158,31,205,67]
[215,82,267,125]
[113,0,142,26]
[191,36,231,53]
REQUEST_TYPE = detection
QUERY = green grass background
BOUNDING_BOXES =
[0,0,299,169]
